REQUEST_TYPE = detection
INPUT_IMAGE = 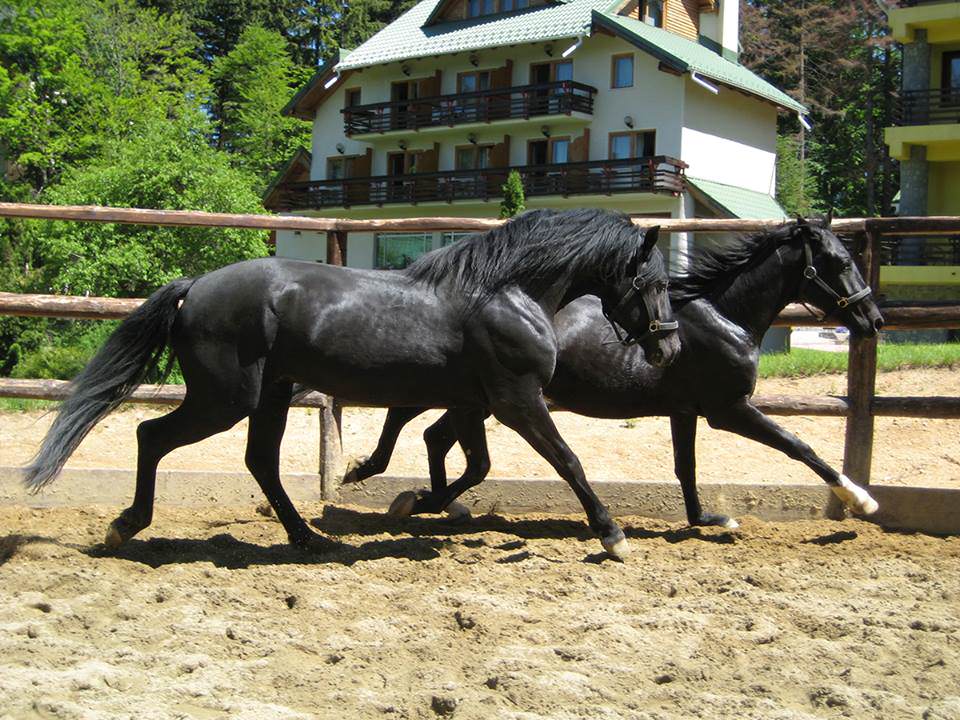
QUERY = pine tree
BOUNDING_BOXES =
[499,170,525,219]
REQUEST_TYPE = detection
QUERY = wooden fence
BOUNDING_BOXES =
[2,202,960,502]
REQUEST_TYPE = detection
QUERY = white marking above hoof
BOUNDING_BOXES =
[387,490,418,517]
[445,501,471,521]
[602,536,630,560]
[832,475,879,516]
[723,517,740,530]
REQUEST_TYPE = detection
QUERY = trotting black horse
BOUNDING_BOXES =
[24,208,680,558]
[347,219,884,525]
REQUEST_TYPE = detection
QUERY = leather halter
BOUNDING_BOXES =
[602,274,679,347]
[797,237,872,320]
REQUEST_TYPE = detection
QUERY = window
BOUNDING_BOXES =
[483,0,495,12]
[345,88,362,108]
[551,138,569,163]
[375,233,433,269]
[327,156,355,180]
[944,51,960,92]
[555,61,573,83]
[468,0,481,16]
[644,0,663,27]
[456,145,493,170]
[441,231,474,246]
[608,131,655,159]
[502,0,514,9]
[458,71,492,93]
[612,54,634,88]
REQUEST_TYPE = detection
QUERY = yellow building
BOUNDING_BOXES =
[883,0,960,301]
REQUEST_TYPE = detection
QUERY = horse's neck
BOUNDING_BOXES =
[712,247,800,343]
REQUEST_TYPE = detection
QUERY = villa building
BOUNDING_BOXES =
[265,0,806,270]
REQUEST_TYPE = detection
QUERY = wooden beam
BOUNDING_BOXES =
[0,292,143,320]
[0,378,329,408]
[0,201,891,234]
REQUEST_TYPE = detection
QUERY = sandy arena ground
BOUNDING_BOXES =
[2,369,960,488]
[1,506,958,719]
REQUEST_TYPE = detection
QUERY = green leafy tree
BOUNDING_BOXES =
[775,135,819,217]
[500,170,526,219]
[34,112,269,298]
[210,25,311,188]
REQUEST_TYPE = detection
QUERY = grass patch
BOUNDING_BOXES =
[759,343,960,378]
[0,398,59,412]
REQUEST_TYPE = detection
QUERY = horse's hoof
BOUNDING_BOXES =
[694,512,739,530]
[601,530,630,560]
[104,522,125,548]
[290,529,340,553]
[832,475,879,516]
[387,491,418,517]
[342,456,367,485]
[445,501,471,521]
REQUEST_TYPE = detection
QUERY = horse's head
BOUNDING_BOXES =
[601,227,681,368]
[789,219,884,338]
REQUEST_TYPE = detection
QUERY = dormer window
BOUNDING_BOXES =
[442,0,537,23]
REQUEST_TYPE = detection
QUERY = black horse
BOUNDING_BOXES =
[348,219,884,525]
[24,208,680,558]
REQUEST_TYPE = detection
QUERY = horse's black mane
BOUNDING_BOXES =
[404,208,658,310]
[670,221,808,307]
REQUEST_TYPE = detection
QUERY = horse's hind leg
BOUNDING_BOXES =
[106,396,245,547]
[705,399,878,516]
[389,408,490,519]
[245,382,337,550]
[343,407,425,484]
[670,414,738,529]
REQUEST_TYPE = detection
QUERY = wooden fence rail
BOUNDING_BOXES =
[3,203,960,501]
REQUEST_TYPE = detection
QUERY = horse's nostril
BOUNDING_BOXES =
[874,317,884,331]
[651,350,664,365]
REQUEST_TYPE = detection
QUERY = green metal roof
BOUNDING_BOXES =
[333,0,805,114]
[687,177,787,219]
[593,12,806,113]
[337,0,605,71]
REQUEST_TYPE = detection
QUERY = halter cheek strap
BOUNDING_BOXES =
[798,240,872,320]
[602,275,679,346]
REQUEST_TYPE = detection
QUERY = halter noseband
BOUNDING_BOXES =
[797,237,872,320]
[603,274,679,347]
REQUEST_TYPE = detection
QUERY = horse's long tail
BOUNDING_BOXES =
[23,277,197,492]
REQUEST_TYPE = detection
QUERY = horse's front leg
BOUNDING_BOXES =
[670,413,739,529]
[343,407,426,484]
[705,399,878,516]
[489,381,628,559]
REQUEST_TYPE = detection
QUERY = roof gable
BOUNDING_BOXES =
[282,49,354,120]
[263,148,312,210]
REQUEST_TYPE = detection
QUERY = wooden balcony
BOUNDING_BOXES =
[342,81,597,136]
[893,89,960,126]
[274,157,687,210]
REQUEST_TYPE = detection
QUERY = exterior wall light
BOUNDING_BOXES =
[336,143,345,154]
[398,139,408,150]
[402,64,411,76]
[624,115,634,128]
[561,36,583,58]
[690,71,719,95]
[544,44,554,57]
[469,54,480,67]
[468,133,478,145]
[541,126,551,138]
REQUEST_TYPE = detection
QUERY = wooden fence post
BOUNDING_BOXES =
[319,397,344,500]
[318,230,348,500]
[841,227,882,493]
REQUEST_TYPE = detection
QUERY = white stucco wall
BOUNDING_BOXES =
[680,78,778,194]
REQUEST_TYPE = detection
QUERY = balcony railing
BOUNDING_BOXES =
[882,236,960,265]
[275,156,687,210]
[898,0,959,6]
[893,88,960,125]
[342,81,598,136]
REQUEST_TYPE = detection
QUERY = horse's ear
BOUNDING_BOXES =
[639,226,660,261]
[795,215,808,226]
[825,208,834,228]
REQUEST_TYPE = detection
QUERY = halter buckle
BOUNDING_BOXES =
[631,275,644,292]
[837,297,849,308]
[803,266,818,280]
